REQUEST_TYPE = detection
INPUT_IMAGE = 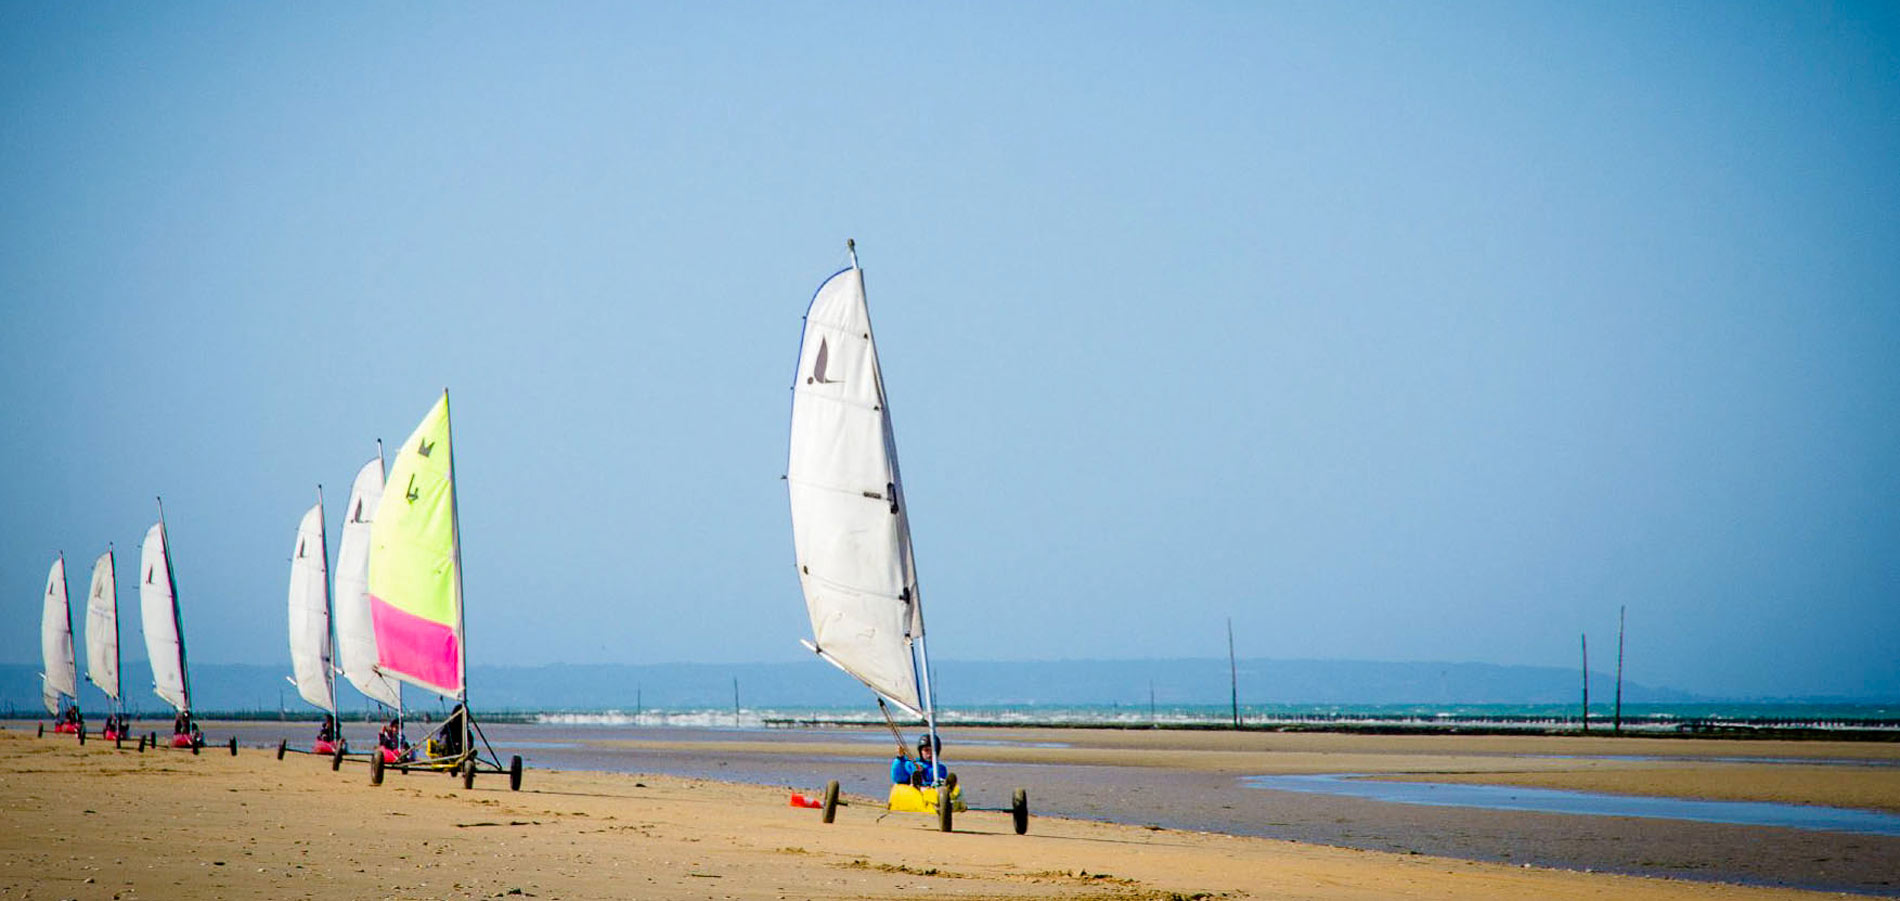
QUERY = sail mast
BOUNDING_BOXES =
[109,545,119,707]
[378,438,399,720]
[444,389,470,756]
[318,484,336,715]
[158,496,190,715]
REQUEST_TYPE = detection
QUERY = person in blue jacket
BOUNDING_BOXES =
[890,734,949,786]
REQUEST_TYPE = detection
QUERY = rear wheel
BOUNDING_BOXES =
[331,745,345,771]
[821,780,840,824]
[229,737,238,757]
[936,785,953,833]
[508,755,523,791]
[1011,788,1029,835]
[461,760,476,790]
[276,739,287,760]
[137,735,146,753]
[77,729,85,746]
[370,751,385,786]
[37,723,43,738]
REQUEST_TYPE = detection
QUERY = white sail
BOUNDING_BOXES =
[139,518,190,714]
[334,454,400,708]
[787,263,927,715]
[41,555,77,708]
[287,500,335,713]
[84,550,120,701]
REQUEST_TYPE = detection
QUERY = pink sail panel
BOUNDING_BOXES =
[369,595,460,694]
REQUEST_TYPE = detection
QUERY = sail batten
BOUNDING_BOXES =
[287,500,335,713]
[335,454,401,708]
[787,263,926,714]
[41,556,76,713]
[84,550,119,701]
[139,516,190,714]
[368,393,464,699]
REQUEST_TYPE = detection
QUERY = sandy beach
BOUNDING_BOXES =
[5,725,1895,900]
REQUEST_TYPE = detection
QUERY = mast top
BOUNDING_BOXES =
[847,238,859,270]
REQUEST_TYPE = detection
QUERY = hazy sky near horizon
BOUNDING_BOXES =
[3,3,1895,701]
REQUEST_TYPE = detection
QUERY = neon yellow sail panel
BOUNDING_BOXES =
[368,393,462,697]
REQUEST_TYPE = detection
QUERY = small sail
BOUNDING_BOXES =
[787,265,926,715]
[287,501,335,713]
[335,454,400,708]
[369,393,463,698]
[139,519,190,714]
[84,550,119,701]
[41,556,77,707]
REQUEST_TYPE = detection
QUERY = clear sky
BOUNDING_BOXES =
[3,2,1895,700]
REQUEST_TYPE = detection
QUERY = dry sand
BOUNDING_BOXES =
[1,727,1878,900]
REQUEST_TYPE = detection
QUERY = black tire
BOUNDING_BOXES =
[229,737,238,757]
[77,729,86,746]
[461,760,476,790]
[508,755,523,791]
[137,735,146,753]
[1011,789,1029,835]
[276,739,287,760]
[115,735,123,750]
[370,751,385,786]
[821,780,840,824]
[37,723,43,738]
[191,741,200,756]
[331,745,345,771]
[937,784,953,833]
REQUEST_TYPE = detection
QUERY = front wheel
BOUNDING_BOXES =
[1011,788,1029,835]
[461,760,476,790]
[370,751,385,786]
[331,745,345,771]
[228,737,238,757]
[936,785,953,833]
[276,739,287,760]
[77,729,85,746]
[508,755,523,791]
[821,780,840,824]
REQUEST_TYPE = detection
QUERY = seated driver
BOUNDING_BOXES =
[889,734,949,786]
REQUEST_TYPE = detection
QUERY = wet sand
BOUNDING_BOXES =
[5,724,1896,899]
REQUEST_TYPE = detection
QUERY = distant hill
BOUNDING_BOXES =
[0,656,1709,716]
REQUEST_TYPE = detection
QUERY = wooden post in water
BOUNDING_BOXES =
[1227,618,1240,729]
[1614,606,1626,734]
[1580,633,1590,733]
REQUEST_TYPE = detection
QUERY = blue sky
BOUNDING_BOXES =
[3,2,1895,700]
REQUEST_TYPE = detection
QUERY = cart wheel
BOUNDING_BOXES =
[229,737,238,757]
[137,734,146,753]
[821,780,840,824]
[149,732,157,748]
[370,751,385,786]
[276,739,287,760]
[331,744,345,771]
[191,740,200,755]
[37,723,44,738]
[78,729,86,746]
[937,785,953,833]
[508,755,523,791]
[115,734,123,750]
[461,760,476,790]
[1011,788,1029,835]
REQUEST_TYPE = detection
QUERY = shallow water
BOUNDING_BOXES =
[1244,773,1900,837]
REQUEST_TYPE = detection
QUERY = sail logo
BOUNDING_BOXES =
[417,438,435,458]
[808,338,833,384]
[405,474,421,504]
[145,567,154,584]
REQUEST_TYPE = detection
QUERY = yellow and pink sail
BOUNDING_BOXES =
[368,392,465,698]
